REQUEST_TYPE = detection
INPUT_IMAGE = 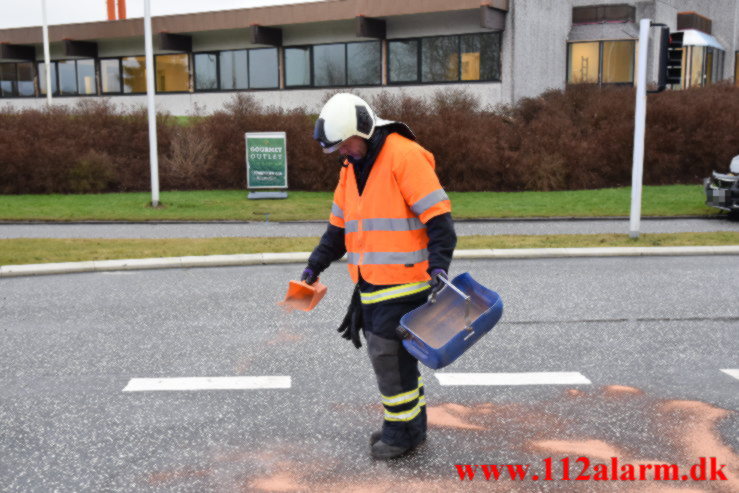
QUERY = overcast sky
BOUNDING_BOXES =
[0,0,323,29]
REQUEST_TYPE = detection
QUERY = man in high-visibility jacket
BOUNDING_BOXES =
[301,93,457,459]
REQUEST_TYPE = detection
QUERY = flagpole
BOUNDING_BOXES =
[41,0,52,104]
[144,0,160,207]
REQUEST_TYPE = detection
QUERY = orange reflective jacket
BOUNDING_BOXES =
[329,133,451,285]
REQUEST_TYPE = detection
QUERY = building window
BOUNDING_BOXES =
[689,46,703,87]
[284,42,381,88]
[389,33,501,84]
[0,62,36,97]
[466,33,500,81]
[313,43,346,86]
[57,60,77,95]
[568,42,600,83]
[219,50,248,90]
[422,36,460,82]
[100,59,121,93]
[572,5,635,24]
[567,40,635,84]
[285,47,311,87]
[705,49,715,85]
[194,53,218,90]
[601,41,634,83]
[16,63,34,96]
[0,63,16,97]
[156,54,189,92]
[684,46,725,88]
[388,40,418,82]
[38,61,57,95]
[194,48,278,91]
[76,59,96,95]
[122,56,147,93]
[347,41,381,85]
[249,48,278,89]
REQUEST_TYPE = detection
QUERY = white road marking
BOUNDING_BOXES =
[122,376,291,392]
[435,372,591,386]
[720,369,739,381]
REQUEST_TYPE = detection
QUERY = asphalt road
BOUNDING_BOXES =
[1,256,738,492]
[1,217,738,239]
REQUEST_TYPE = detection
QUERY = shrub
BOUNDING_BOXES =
[66,150,117,193]
[1,84,737,193]
[198,94,333,191]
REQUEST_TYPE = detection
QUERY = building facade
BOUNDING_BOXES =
[0,0,737,115]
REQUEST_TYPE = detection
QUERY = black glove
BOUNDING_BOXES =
[337,284,363,348]
[429,268,448,302]
[300,266,318,285]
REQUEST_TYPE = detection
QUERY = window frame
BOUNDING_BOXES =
[30,59,98,98]
[153,53,191,94]
[387,32,502,85]
[421,34,462,83]
[101,54,192,95]
[120,56,148,94]
[56,59,80,96]
[37,60,61,97]
[193,51,221,92]
[247,47,279,90]
[284,45,314,88]
[1,30,511,99]
[0,63,20,98]
[217,49,250,92]
[192,48,279,92]
[388,38,421,84]
[346,40,383,86]
[12,62,36,97]
[683,45,727,88]
[566,39,636,86]
[74,58,98,96]
[312,42,348,88]
[283,40,383,89]
[99,57,123,95]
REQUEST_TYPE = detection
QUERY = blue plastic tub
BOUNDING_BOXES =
[398,272,503,370]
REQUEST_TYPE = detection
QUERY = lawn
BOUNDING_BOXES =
[0,185,718,222]
[2,232,737,266]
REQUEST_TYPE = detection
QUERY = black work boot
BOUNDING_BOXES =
[369,430,382,446]
[371,439,412,460]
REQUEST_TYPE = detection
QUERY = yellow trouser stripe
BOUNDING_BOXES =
[360,282,430,305]
[381,388,419,406]
[382,376,427,408]
[384,403,423,422]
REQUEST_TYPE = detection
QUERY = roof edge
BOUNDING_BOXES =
[0,0,509,45]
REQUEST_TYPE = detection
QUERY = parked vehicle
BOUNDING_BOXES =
[704,155,739,219]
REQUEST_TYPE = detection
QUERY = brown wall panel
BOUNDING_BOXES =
[0,0,508,44]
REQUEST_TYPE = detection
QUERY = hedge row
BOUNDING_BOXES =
[1,84,737,194]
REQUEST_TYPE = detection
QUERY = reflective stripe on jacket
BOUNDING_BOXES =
[329,133,451,285]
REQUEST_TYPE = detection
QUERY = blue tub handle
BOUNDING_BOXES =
[430,275,474,332]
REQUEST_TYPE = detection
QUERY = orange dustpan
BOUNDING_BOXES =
[279,279,327,311]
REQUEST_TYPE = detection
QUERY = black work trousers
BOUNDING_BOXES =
[362,294,428,448]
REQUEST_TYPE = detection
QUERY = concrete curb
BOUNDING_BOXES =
[0,215,725,225]
[2,246,738,278]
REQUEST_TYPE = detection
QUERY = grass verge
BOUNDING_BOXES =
[2,232,737,266]
[0,185,719,222]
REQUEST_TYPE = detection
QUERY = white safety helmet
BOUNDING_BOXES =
[730,154,739,174]
[313,93,376,153]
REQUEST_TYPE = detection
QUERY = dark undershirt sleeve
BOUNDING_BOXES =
[425,212,457,274]
[307,224,347,274]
